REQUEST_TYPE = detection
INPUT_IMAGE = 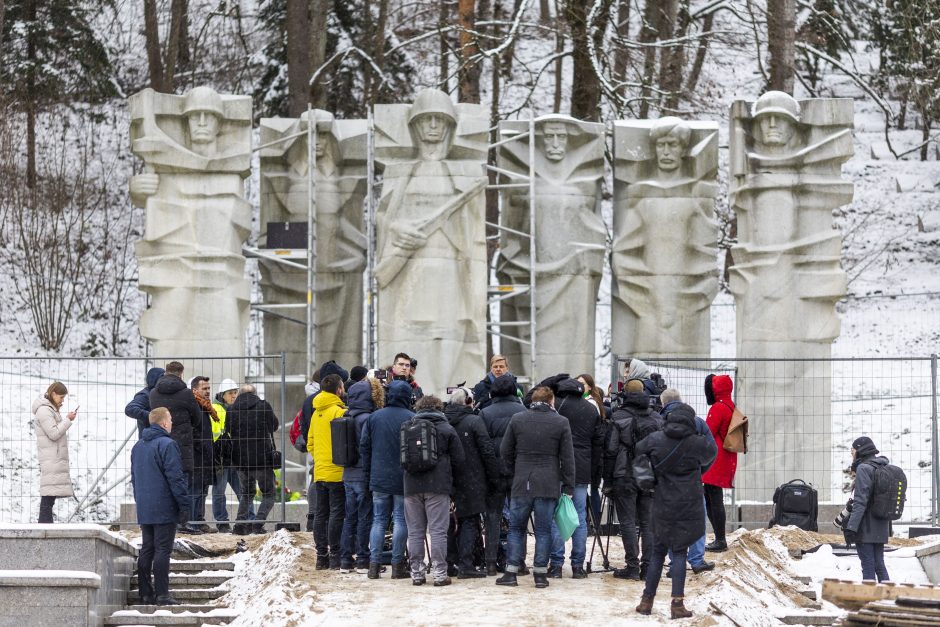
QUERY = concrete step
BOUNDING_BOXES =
[169,560,235,573]
[132,573,233,588]
[105,609,237,626]
[127,588,227,603]
[124,604,222,613]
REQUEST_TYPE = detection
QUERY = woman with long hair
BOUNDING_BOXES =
[33,381,77,523]
[577,373,606,421]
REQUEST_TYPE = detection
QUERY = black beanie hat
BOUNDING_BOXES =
[320,360,349,383]
[852,436,879,459]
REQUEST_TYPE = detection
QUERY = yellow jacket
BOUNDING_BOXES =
[308,392,346,482]
[211,403,227,441]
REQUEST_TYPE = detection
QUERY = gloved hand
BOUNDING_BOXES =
[563,487,574,498]
[843,529,858,546]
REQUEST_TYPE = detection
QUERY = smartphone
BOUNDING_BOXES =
[374,369,388,381]
[617,381,624,393]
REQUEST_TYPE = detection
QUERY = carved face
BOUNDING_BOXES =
[188,111,221,145]
[541,122,569,162]
[758,114,795,147]
[655,134,685,171]
[414,114,449,144]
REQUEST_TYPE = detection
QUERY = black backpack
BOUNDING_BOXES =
[769,479,818,531]
[868,463,907,520]
[330,414,359,467]
[400,417,439,473]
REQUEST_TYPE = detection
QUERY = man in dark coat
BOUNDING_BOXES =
[187,376,217,533]
[480,373,524,575]
[225,384,279,535]
[444,388,500,578]
[845,436,892,582]
[360,380,414,579]
[125,367,164,438]
[496,386,575,589]
[604,378,663,580]
[549,377,604,579]
[634,402,717,620]
[131,407,191,606]
[471,355,523,411]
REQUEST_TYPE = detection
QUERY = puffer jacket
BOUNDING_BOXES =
[308,391,347,483]
[846,455,892,544]
[125,367,165,438]
[131,424,191,525]
[33,396,74,497]
[226,392,279,470]
[702,374,737,489]
[342,379,383,483]
[361,381,414,495]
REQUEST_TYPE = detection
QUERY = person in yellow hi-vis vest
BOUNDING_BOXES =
[210,379,252,532]
[308,373,347,569]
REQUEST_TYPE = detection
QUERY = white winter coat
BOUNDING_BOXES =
[33,395,74,497]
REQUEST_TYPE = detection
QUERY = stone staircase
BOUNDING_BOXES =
[105,559,239,627]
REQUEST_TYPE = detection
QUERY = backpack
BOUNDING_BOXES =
[330,414,359,467]
[868,462,907,520]
[400,417,439,473]
[289,408,305,452]
[719,400,749,454]
[768,479,818,531]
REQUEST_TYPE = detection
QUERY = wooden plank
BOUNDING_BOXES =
[823,579,940,610]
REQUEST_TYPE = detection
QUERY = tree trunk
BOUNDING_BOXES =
[898,92,908,130]
[921,119,931,161]
[143,0,166,92]
[655,0,679,109]
[612,0,631,102]
[553,0,563,113]
[767,0,795,93]
[661,0,690,111]
[539,0,551,23]
[287,0,311,116]
[685,11,714,95]
[163,0,186,92]
[439,0,450,88]
[565,0,609,121]
[458,0,481,102]
[500,0,523,78]
[370,0,390,104]
[177,0,191,77]
[25,0,36,188]
[638,0,660,118]
[309,0,329,108]
[0,0,7,53]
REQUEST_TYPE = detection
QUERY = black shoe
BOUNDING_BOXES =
[138,594,155,605]
[486,562,498,577]
[216,523,232,533]
[194,524,217,534]
[546,564,562,579]
[458,569,486,579]
[412,576,426,586]
[315,555,330,570]
[533,572,549,588]
[495,572,518,586]
[447,563,459,577]
[692,561,716,574]
[155,596,181,606]
[185,525,205,535]
[705,540,728,552]
[571,566,587,579]
[329,555,341,570]
[250,523,266,535]
[613,567,641,580]
[367,562,381,579]
[232,523,251,536]
[391,562,409,579]
[433,577,452,587]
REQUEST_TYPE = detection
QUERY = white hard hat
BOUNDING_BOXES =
[217,379,238,395]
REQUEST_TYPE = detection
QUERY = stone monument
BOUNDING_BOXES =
[259,111,368,379]
[612,117,719,360]
[373,89,488,396]
[496,115,606,380]
[129,87,252,360]
[728,91,853,501]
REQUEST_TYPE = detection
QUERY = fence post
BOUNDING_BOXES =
[932,354,939,526]
[280,352,288,525]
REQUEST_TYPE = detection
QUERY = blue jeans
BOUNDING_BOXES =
[506,496,557,574]
[645,542,687,598]
[857,542,890,582]
[550,484,589,567]
[369,492,408,565]
[340,480,373,567]
[212,467,253,522]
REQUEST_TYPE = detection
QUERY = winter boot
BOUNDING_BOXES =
[485,561,498,577]
[315,555,330,570]
[433,576,452,587]
[692,561,715,574]
[250,522,266,535]
[391,562,409,579]
[329,554,341,570]
[495,572,518,587]
[671,597,693,619]
[232,523,251,536]
[533,572,549,589]
[636,596,654,615]
[704,539,727,552]
[546,564,562,578]
[571,566,587,579]
[458,569,486,579]
[216,523,232,534]
[367,562,381,579]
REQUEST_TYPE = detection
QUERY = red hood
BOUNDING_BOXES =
[711,374,733,402]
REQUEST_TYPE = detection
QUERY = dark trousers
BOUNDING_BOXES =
[457,514,482,572]
[138,523,176,600]
[340,480,372,567]
[643,542,687,598]
[857,542,890,582]
[314,481,346,557]
[703,484,726,542]
[38,496,57,523]
[484,491,508,563]
[612,485,654,570]
[189,471,209,524]
[236,469,276,523]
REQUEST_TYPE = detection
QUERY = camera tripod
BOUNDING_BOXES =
[586,492,616,573]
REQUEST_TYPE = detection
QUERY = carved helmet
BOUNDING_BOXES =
[182,86,225,118]
[751,90,800,123]
[408,88,457,126]
[300,108,335,133]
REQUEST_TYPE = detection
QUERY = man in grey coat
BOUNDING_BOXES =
[496,386,575,589]
[845,436,892,582]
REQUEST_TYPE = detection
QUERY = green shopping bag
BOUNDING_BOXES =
[554,493,579,542]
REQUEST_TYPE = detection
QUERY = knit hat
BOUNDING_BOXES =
[319,360,349,383]
[852,436,879,459]
[625,378,645,394]
[349,366,368,383]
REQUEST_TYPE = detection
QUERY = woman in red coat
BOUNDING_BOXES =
[702,374,735,552]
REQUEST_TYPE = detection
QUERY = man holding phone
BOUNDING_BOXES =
[389,353,423,406]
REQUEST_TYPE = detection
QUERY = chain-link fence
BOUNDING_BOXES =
[613,355,940,528]
[0,355,293,526]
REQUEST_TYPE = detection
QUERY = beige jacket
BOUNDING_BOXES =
[33,396,74,497]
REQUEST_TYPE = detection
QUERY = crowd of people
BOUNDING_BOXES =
[29,354,898,613]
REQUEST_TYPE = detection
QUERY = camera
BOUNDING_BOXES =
[373,369,388,381]
[834,497,854,529]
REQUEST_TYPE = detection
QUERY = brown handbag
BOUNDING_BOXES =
[719,401,748,454]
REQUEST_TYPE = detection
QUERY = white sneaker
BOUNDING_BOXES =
[339,567,352,574]
[355,566,369,575]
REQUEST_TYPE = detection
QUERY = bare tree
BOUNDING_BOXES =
[143,0,186,92]
[286,0,311,116]
[309,0,329,107]
[458,0,481,102]
[566,0,611,120]
[767,0,796,92]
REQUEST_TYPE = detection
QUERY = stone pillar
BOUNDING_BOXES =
[259,112,368,382]
[373,89,488,396]
[496,115,606,381]
[612,117,719,361]
[728,92,854,501]
[129,87,251,361]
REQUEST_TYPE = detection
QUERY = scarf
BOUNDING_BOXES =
[193,390,220,422]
